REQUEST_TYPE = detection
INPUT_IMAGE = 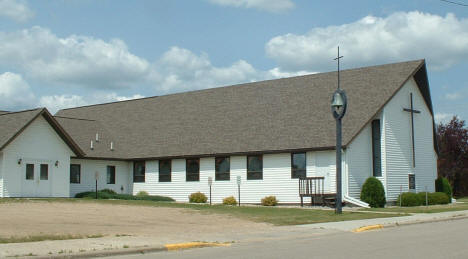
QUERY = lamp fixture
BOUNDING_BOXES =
[55,160,59,167]
[18,158,22,165]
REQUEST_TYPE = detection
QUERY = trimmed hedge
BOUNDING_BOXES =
[398,192,450,206]
[189,192,208,203]
[75,190,174,202]
[435,177,452,200]
[261,196,278,206]
[223,196,237,206]
[136,191,149,197]
[360,177,386,208]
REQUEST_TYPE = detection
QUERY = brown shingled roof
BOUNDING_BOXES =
[55,59,433,160]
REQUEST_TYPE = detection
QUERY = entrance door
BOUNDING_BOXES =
[22,162,52,197]
[315,152,332,193]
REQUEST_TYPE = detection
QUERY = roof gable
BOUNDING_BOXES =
[56,60,427,160]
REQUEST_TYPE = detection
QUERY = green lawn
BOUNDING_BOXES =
[0,198,402,226]
[363,197,468,214]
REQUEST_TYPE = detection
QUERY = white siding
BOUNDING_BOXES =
[0,152,3,197]
[69,159,131,197]
[2,116,74,197]
[383,78,437,201]
[129,152,337,204]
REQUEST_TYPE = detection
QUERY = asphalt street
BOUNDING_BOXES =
[105,218,468,259]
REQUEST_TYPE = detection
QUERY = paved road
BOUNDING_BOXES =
[106,218,468,259]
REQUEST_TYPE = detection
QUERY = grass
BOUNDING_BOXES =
[0,197,403,226]
[0,234,104,244]
[363,197,468,214]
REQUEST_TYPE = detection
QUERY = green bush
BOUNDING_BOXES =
[398,192,421,206]
[136,191,149,197]
[360,177,386,208]
[435,177,452,200]
[261,196,278,206]
[74,190,174,202]
[222,196,237,206]
[189,192,208,203]
[100,189,117,195]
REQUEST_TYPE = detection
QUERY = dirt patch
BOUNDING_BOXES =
[0,201,272,240]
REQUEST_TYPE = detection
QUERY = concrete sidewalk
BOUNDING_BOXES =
[2,210,468,259]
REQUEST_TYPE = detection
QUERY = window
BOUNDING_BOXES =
[215,157,230,181]
[247,155,263,180]
[26,164,34,180]
[291,153,306,179]
[409,174,416,190]
[133,161,145,183]
[107,166,116,184]
[159,159,171,182]
[186,158,200,181]
[40,164,48,180]
[70,164,81,184]
[372,119,382,177]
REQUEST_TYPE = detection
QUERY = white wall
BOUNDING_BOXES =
[69,159,131,197]
[0,152,3,197]
[383,78,437,201]
[2,116,74,197]
[129,152,336,204]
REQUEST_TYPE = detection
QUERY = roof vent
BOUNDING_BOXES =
[90,140,94,150]
[110,141,114,151]
[96,133,99,142]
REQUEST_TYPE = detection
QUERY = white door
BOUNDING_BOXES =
[315,152,332,193]
[22,161,52,197]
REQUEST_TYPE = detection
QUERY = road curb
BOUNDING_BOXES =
[165,242,231,251]
[352,224,383,232]
[33,246,168,259]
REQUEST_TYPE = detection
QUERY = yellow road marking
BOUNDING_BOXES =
[353,224,384,233]
[165,242,231,251]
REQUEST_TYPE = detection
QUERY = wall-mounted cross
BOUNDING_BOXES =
[403,93,420,167]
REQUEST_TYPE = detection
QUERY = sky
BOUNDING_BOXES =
[0,0,467,122]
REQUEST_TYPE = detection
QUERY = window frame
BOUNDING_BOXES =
[215,156,230,181]
[372,119,382,177]
[107,165,116,184]
[291,152,306,179]
[133,161,145,183]
[40,164,49,180]
[70,164,81,184]
[247,155,263,180]
[186,158,200,182]
[159,159,172,182]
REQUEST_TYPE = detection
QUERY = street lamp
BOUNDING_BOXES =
[331,47,347,214]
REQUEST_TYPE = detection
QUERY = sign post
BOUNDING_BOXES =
[94,171,99,199]
[208,177,213,205]
[237,176,241,207]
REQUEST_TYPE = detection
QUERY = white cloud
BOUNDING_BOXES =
[435,112,455,124]
[0,72,35,110]
[39,93,145,114]
[0,0,33,22]
[207,0,294,13]
[0,26,149,89]
[266,11,468,71]
[445,92,462,100]
[267,67,315,78]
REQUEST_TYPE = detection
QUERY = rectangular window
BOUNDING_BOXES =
[133,161,145,183]
[215,157,230,181]
[409,174,416,190]
[186,158,200,182]
[159,159,171,182]
[26,164,34,180]
[291,153,306,179]
[70,164,81,184]
[107,166,116,184]
[40,164,48,180]
[247,155,263,180]
[372,119,382,177]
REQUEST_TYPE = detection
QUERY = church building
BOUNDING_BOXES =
[0,59,438,206]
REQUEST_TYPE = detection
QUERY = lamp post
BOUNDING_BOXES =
[331,47,347,214]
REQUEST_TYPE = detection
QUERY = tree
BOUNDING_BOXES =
[436,116,468,197]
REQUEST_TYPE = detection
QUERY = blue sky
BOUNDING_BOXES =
[0,0,467,122]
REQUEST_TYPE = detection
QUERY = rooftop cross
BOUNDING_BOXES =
[334,46,344,89]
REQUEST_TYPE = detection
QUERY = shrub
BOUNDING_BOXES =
[136,191,149,197]
[398,192,421,206]
[427,192,450,205]
[435,177,452,200]
[100,189,117,195]
[74,190,174,202]
[360,177,386,208]
[261,196,278,206]
[189,192,208,203]
[223,196,237,206]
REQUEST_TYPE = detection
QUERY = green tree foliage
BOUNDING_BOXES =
[435,177,452,200]
[360,177,386,208]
